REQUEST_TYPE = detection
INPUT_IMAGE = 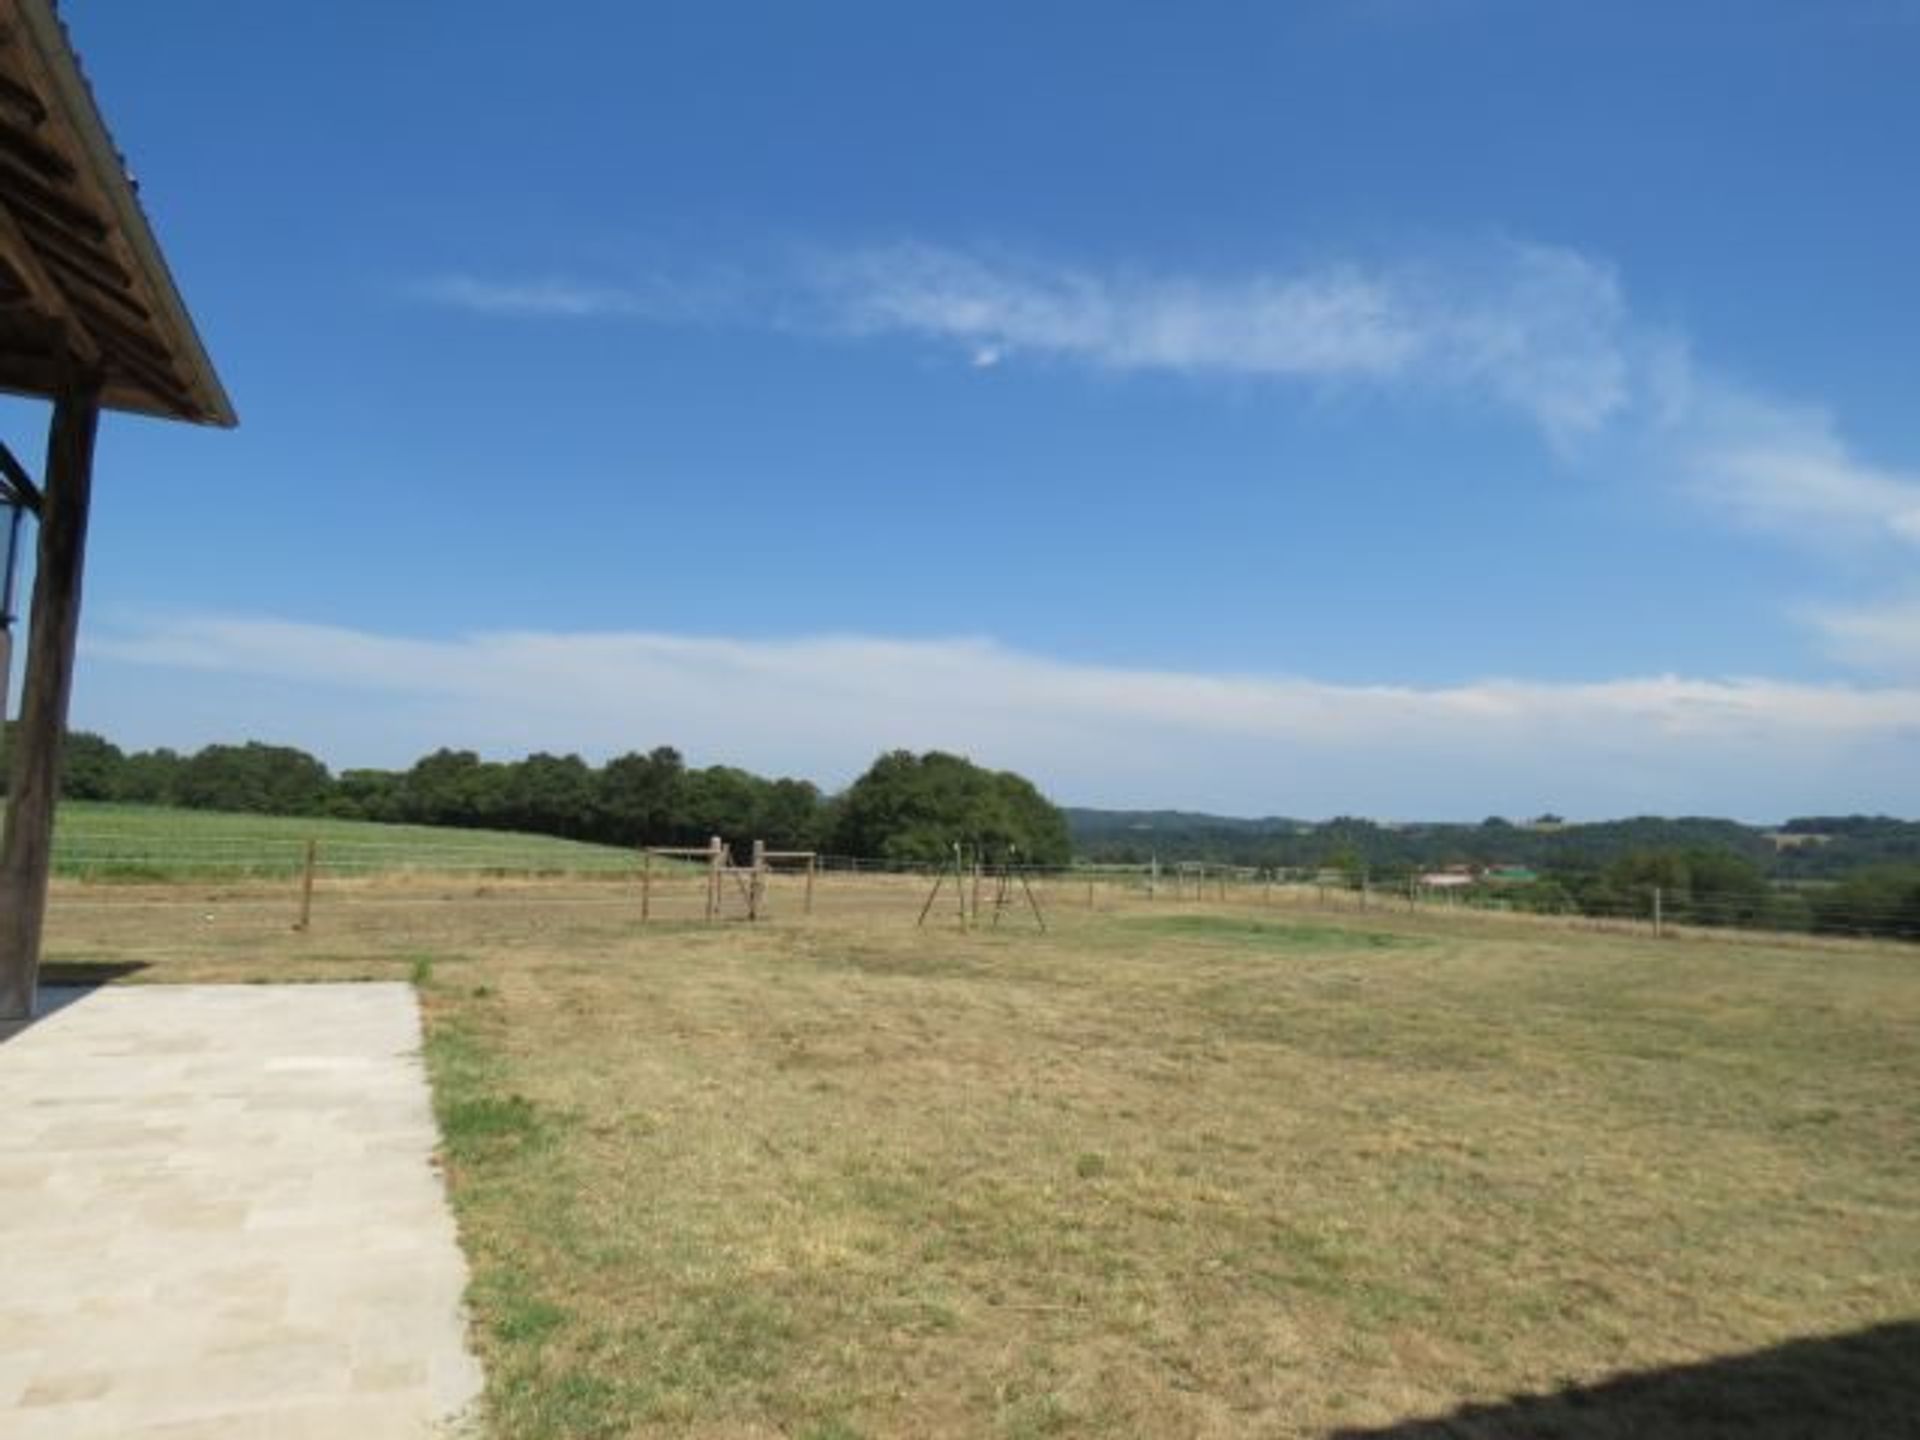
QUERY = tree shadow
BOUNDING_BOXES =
[1331,1321,1920,1439]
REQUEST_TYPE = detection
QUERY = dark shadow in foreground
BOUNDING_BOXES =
[1330,1320,1920,1439]
[0,965,149,1042]
[39,960,149,985]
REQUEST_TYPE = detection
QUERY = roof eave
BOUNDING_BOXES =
[16,0,234,428]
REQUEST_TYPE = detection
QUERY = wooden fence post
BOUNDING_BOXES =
[955,844,968,930]
[804,854,816,915]
[641,849,652,923]
[707,835,722,921]
[293,838,318,931]
[750,839,766,921]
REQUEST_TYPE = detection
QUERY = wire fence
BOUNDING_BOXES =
[32,826,1920,955]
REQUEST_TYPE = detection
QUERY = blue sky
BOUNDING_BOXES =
[14,0,1920,818]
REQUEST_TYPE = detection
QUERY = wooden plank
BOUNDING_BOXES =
[0,376,98,1020]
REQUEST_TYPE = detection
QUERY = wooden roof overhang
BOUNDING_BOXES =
[0,0,232,428]
[0,2,230,1024]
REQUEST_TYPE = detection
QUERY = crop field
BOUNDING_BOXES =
[38,873,1920,1439]
[48,801,641,880]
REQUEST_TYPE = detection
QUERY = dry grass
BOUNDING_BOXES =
[39,878,1920,1437]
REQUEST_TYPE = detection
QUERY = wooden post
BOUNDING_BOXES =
[641,849,652,923]
[706,835,722,921]
[955,844,968,930]
[804,854,815,915]
[293,838,318,931]
[0,381,99,1022]
[970,852,982,922]
[750,839,766,921]
[1652,886,1663,939]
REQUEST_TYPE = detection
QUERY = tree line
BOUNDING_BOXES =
[1071,807,1920,942]
[1449,847,1920,942]
[5,728,1072,865]
[1067,807,1920,881]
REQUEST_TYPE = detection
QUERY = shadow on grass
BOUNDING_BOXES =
[1331,1320,1920,1438]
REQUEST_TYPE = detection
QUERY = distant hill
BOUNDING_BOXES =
[1065,807,1920,880]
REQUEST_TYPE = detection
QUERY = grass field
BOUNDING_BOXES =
[49,801,640,880]
[38,879,1920,1438]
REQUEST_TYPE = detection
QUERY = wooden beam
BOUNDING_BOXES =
[0,147,108,243]
[0,375,100,1021]
[36,242,149,324]
[0,196,97,367]
[0,72,47,131]
[0,116,72,183]
[61,289,171,373]
[11,203,132,291]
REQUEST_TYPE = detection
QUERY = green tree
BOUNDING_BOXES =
[59,730,125,800]
[676,766,766,845]
[174,742,331,815]
[117,747,183,805]
[830,750,1069,865]
[501,753,596,838]
[596,746,685,844]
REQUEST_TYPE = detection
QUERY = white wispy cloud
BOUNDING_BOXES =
[810,240,1635,441]
[414,271,747,324]
[415,274,653,319]
[810,243,1920,557]
[79,615,1920,819]
[1805,598,1920,678]
[415,239,1920,567]
[1679,386,1920,551]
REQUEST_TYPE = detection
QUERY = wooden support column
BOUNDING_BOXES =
[0,378,100,1022]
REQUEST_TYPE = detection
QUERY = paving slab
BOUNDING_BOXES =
[0,983,482,1438]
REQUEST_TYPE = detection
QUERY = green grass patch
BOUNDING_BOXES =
[1131,913,1419,949]
[50,801,643,881]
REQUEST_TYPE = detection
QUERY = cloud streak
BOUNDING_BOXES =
[1806,598,1920,678]
[811,241,1636,441]
[80,614,1920,820]
[414,239,1920,645]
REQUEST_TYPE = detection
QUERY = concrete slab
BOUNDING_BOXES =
[0,983,482,1438]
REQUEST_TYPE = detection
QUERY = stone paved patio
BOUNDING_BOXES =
[0,983,482,1438]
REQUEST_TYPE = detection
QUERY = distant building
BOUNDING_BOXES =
[1763,831,1831,851]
